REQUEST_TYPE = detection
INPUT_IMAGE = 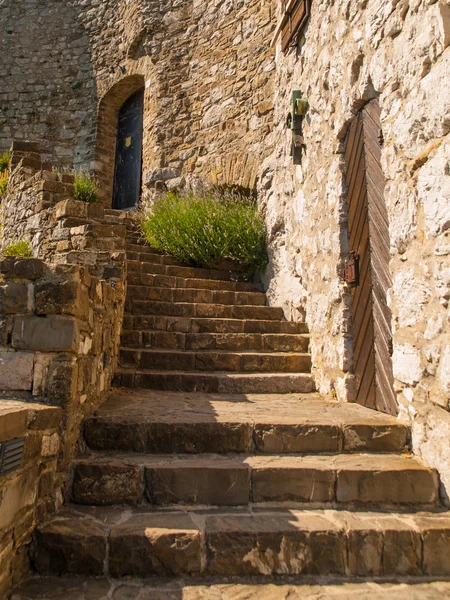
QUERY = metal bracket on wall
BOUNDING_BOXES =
[0,437,25,476]
[341,251,360,287]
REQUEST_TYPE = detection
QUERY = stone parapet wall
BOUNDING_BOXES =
[0,144,128,593]
[0,401,62,597]
[2,142,128,280]
[0,257,124,451]
[262,0,450,501]
[0,255,125,593]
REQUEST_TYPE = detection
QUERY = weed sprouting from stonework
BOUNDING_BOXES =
[0,152,10,200]
[73,170,98,203]
[0,151,10,173]
[0,172,7,198]
[3,239,32,258]
[139,187,268,277]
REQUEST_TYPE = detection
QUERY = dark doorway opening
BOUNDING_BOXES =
[343,99,397,415]
[112,88,144,210]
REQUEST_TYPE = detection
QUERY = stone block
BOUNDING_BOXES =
[11,141,41,153]
[72,460,143,505]
[414,515,450,575]
[12,315,80,352]
[336,458,438,505]
[145,460,250,505]
[0,351,34,391]
[46,358,78,406]
[348,529,383,576]
[146,422,254,454]
[252,462,335,503]
[34,518,107,576]
[382,527,422,575]
[0,467,39,530]
[342,423,409,452]
[0,405,28,442]
[205,513,346,576]
[34,280,89,317]
[0,257,44,280]
[26,404,62,430]
[41,433,60,457]
[254,423,341,453]
[84,418,148,452]
[109,513,202,577]
[0,283,30,315]
[0,316,12,345]
[55,199,87,221]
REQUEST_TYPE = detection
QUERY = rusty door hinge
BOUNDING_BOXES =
[342,251,360,287]
[388,338,393,357]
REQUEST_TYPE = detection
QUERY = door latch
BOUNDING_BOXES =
[341,251,360,287]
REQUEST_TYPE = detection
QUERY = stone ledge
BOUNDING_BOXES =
[32,506,450,578]
[9,577,450,600]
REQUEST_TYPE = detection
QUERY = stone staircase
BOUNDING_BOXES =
[18,234,450,591]
[114,240,314,394]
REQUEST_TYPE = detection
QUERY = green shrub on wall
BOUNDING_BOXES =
[0,174,7,198]
[0,152,9,173]
[3,240,32,258]
[0,152,10,199]
[140,187,268,277]
[74,171,98,203]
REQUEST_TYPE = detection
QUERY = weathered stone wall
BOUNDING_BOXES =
[1,0,276,203]
[2,142,128,280]
[0,401,62,597]
[0,143,128,594]
[0,254,126,595]
[0,257,124,458]
[0,1,96,167]
[262,0,450,502]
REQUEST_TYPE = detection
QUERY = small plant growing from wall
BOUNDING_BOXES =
[73,170,98,203]
[2,239,33,258]
[0,151,10,199]
[140,186,269,278]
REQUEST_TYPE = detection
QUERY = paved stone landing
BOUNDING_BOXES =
[10,577,450,599]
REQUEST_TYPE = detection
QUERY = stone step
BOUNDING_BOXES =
[126,285,267,306]
[122,315,308,335]
[118,349,312,373]
[10,576,450,599]
[125,300,284,320]
[126,250,182,266]
[71,453,439,508]
[83,390,409,454]
[33,505,450,578]
[120,331,310,353]
[127,242,163,254]
[127,260,250,282]
[114,369,316,394]
[127,272,263,292]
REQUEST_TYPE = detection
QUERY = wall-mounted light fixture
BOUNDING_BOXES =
[286,90,308,165]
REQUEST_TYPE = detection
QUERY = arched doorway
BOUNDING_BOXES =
[343,99,397,415]
[94,75,145,207]
[112,89,144,210]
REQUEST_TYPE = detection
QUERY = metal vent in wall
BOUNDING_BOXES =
[0,437,25,476]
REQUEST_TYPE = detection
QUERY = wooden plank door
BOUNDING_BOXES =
[112,89,144,210]
[344,99,397,415]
